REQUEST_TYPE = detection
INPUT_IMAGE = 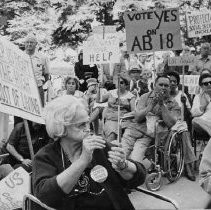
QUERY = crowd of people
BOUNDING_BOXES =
[1,34,211,209]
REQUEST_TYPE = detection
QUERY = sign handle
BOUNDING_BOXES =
[117,64,122,143]
[181,65,185,121]
[23,119,34,159]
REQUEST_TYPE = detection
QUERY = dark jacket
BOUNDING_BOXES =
[32,141,146,210]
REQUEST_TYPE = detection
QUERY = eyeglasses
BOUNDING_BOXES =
[202,81,211,86]
[67,82,76,85]
[159,83,169,88]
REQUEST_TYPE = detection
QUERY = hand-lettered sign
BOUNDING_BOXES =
[124,8,182,53]
[168,55,195,66]
[0,167,30,209]
[186,10,211,38]
[0,36,44,124]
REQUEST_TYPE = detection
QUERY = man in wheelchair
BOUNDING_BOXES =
[121,74,196,181]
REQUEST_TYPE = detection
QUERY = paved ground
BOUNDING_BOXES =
[129,174,210,209]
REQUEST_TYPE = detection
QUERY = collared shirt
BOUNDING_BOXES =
[189,55,211,75]
[29,51,49,87]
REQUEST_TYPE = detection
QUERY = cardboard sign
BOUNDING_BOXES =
[124,8,182,53]
[83,36,120,65]
[168,55,195,66]
[0,167,30,209]
[186,10,211,38]
[0,36,44,124]
[180,75,200,94]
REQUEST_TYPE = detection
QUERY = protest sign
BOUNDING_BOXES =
[0,167,30,209]
[92,25,116,34]
[186,10,211,38]
[179,75,200,94]
[83,36,120,65]
[168,55,195,66]
[0,36,44,124]
[124,8,182,53]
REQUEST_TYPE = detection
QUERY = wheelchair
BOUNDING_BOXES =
[120,116,184,192]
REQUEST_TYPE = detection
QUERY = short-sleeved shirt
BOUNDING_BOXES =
[8,122,49,159]
[190,55,211,75]
[29,51,49,87]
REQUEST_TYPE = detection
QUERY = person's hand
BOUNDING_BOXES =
[80,135,106,164]
[181,95,187,104]
[22,159,32,167]
[108,141,127,172]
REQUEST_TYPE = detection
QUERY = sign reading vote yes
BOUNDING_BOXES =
[124,8,182,53]
[83,36,120,65]
[0,167,30,209]
[0,36,44,124]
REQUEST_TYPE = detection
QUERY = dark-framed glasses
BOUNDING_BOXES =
[159,83,169,88]
[202,81,211,86]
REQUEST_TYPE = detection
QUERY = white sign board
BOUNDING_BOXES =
[186,10,211,38]
[180,75,200,94]
[124,8,182,53]
[0,36,44,124]
[168,55,195,66]
[0,167,30,209]
[83,36,120,65]
[92,25,116,34]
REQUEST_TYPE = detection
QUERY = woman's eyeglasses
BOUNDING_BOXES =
[202,81,211,86]
[67,82,76,85]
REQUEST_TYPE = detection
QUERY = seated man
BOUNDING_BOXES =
[121,75,180,169]
[191,73,211,137]
[6,121,50,172]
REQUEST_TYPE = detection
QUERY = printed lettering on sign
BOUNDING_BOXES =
[168,55,195,66]
[0,36,44,124]
[124,8,182,53]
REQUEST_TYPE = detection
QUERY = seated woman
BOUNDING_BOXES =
[167,71,196,181]
[63,76,85,98]
[32,95,146,210]
[103,76,136,142]
[191,73,211,137]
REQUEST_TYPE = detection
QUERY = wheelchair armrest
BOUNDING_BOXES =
[135,187,179,209]
[23,194,56,210]
[120,114,135,121]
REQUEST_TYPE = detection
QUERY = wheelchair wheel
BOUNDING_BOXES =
[145,172,162,191]
[164,132,184,183]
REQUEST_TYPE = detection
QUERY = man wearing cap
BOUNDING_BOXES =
[85,78,108,134]
[129,66,149,98]
[24,34,49,106]
[190,42,211,75]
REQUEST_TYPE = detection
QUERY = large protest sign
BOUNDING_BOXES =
[0,167,30,209]
[83,35,120,65]
[186,10,211,38]
[168,55,195,66]
[124,8,182,53]
[0,36,44,124]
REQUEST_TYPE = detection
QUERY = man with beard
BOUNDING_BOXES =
[121,75,180,168]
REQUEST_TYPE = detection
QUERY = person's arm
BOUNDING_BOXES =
[6,143,23,162]
[135,94,154,123]
[43,56,50,82]
[199,139,211,194]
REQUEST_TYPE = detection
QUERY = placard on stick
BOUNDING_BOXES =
[0,36,44,124]
[124,8,182,53]
[0,167,30,209]
[168,55,195,66]
[186,10,211,38]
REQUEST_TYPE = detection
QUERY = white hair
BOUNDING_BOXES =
[43,95,89,140]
